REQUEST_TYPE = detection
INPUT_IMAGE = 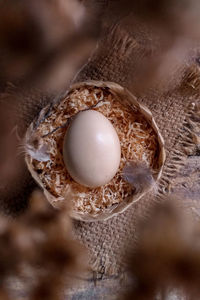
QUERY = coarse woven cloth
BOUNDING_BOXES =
[73,14,200,277]
[0,13,199,279]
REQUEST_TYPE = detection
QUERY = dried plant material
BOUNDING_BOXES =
[25,81,165,221]
[0,83,56,216]
[0,190,84,300]
[0,0,96,91]
[125,199,200,300]
[106,0,200,39]
[80,0,108,35]
[0,0,103,214]
[98,0,200,97]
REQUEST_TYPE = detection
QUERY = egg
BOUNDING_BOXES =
[63,110,121,188]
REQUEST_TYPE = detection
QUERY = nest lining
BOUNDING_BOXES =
[31,86,159,215]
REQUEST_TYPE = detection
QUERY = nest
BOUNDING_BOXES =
[25,81,165,221]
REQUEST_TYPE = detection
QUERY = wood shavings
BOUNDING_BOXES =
[30,85,160,216]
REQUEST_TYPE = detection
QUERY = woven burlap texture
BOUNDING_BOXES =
[73,16,200,276]
[0,12,199,278]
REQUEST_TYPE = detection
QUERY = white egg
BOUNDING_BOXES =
[63,110,121,188]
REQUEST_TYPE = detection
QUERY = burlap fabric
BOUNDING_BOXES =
[0,12,199,280]
[72,16,200,277]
